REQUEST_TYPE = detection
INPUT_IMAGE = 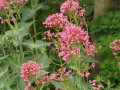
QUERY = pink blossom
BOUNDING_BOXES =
[99,46,101,49]
[25,82,36,90]
[55,87,59,90]
[50,68,72,82]
[85,72,90,77]
[93,80,96,83]
[89,79,103,90]
[92,83,96,86]
[60,0,80,14]
[113,52,118,56]
[0,0,27,23]
[20,61,40,82]
[85,45,96,56]
[89,63,95,69]
[97,85,103,88]
[43,1,96,62]
[43,13,69,29]
[110,39,120,56]
[79,8,85,16]
[58,24,90,61]
[77,71,84,77]
[39,70,52,85]
[50,74,57,80]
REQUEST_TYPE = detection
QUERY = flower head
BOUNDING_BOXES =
[110,39,120,55]
[0,0,27,23]
[58,24,90,61]
[20,61,40,82]
[85,45,96,56]
[50,68,72,81]
[85,72,90,77]
[43,13,69,29]
[60,0,80,14]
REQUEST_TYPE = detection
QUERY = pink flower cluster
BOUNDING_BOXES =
[9,0,27,4]
[85,45,96,56]
[40,71,51,85]
[60,0,80,14]
[89,80,103,90]
[58,24,92,61]
[43,0,96,61]
[43,30,58,41]
[25,82,36,90]
[0,0,8,10]
[77,62,95,77]
[110,39,120,56]
[50,68,72,81]
[89,63,95,69]
[77,71,90,77]
[21,61,52,89]
[43,13,69,29]
[0,0,27,23]
[60,0,86,19]
[20,61,41,82]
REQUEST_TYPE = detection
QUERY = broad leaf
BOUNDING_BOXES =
[23,40,52,50]
[39,52,50,69]
[0,55,9,60]
[22,8,35,21]
[0,65,8,78]
[34,3,44,11]
[52,81,64,89]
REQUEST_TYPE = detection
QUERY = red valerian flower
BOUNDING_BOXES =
[20,61,40,82]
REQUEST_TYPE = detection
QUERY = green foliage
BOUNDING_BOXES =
[89,11,120,85]
[80,0,93,5]
[22,40,52,50]
[80,0,94,16]
[97,34,120,84]
[89,11,120,36]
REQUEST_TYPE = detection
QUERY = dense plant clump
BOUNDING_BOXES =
[0,0,120,90]
[89,11,120,86]
[20,0,100,89]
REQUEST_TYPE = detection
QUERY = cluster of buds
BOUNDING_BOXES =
[89,80,103,90]
[50,68,72,82]
[20,61,51,90]
[0,0,27,23]
[20,61,41,82]
[77,70,90,77]
[110,39,120,56]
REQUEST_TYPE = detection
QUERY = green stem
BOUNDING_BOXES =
[33,17,37,40]
[2,46,5,56]
[40,85,44,90]
[83,16,88,32]
[68,14,72,23]
[20,45,24,63]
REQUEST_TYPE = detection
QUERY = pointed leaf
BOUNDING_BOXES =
[22,8,35,21]
[52,81,64,89]
[0,55,9,60]
[23,40,52,50]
